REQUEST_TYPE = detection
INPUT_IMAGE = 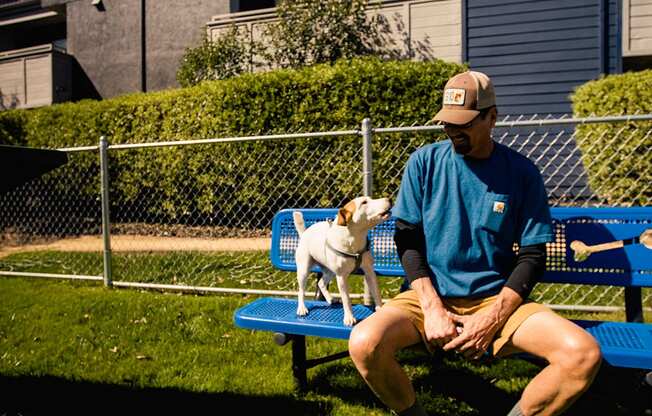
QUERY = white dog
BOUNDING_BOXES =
[293,196,392,326]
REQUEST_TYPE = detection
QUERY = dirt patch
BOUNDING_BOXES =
[0,235,271,258]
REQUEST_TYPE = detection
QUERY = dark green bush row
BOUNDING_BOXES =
[0,57,463,225]
[571,70,652,206]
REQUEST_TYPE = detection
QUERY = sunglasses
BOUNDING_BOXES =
[442,108,492,129]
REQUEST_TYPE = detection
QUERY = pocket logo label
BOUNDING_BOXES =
[493,201,505,214]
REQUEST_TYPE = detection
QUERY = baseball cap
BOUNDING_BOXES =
[433,71,496,125]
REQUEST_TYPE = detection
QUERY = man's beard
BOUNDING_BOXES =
[450,134,471,155]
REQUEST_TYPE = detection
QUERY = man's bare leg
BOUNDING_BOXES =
[504,311,602,416]
[349,306,423,413]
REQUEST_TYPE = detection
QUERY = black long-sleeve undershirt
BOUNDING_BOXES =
[393,218,546,299]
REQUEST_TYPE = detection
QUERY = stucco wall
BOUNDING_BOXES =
[66,0,141,98]
[66,0,230,99]
[145,0,230,92]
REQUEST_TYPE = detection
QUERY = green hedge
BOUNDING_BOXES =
[0,57,464,226]
[571,70,652,206]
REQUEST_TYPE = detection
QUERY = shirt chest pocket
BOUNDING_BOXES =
[480,192,514,238]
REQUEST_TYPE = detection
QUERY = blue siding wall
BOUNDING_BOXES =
[465,0,621,117]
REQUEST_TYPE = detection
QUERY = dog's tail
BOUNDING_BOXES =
[293,211,306,235]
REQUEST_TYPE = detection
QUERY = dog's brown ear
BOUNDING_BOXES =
[337,207,353,226]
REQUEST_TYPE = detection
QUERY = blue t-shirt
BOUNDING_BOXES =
[392,141,554,298]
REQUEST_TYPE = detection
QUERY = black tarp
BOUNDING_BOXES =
[0,145,68,195]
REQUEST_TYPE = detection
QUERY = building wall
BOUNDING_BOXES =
[52,47,72,103]
[466,0,621,116]
[623,0,652,57]
[66,0,142,98]
[371,0,462,62]
[0,47,55,109]
[464,0,623,202]
[145,0,230,92]
[410,0,461,62]
[66,0,230,99]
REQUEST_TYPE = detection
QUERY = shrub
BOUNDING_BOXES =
[261,0,382,69]
[0,109,28,146]
[571,70,652,206]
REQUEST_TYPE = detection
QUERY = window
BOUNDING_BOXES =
[235,0,276,12]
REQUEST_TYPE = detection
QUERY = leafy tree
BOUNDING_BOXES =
[260,0,383,69]
[176,25,260,88]
[176,0,436,86]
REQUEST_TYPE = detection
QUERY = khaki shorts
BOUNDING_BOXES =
[385,289,552,357]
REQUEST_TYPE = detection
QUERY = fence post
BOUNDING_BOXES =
[362,118,373,197]
[99,136,113,288]
[361,118,373,305]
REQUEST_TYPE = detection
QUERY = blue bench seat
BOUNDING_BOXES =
[235,297,652,371]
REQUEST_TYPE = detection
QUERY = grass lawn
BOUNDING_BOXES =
[1,251,651,415]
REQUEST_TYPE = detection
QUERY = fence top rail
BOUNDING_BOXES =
[55,114,652,153]
[57,130,360,152]
[57,145,99,153]
[495,113,652,128]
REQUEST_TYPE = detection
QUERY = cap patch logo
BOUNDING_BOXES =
[443,88,466,106]
[493,201,505,214]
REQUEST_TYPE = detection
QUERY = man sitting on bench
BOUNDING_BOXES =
[348,71,602,416]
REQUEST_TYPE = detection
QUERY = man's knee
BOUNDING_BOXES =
[349,325,383,369]
[555,333,602,382]
[516,312,602,383]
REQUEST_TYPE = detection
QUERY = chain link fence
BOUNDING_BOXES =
[0,114,650,310]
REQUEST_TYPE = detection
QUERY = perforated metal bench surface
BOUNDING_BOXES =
[235,297,652,370]
[575,320,652,369]
[234,297,374,340]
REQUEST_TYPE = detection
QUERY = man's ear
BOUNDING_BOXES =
[337,207,353,226]
[489,106,498,128]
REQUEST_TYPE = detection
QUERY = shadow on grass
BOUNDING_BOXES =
[567,364,652,416]
[0,375,330,416]
[310,356,520,416]
[308,350,652,416]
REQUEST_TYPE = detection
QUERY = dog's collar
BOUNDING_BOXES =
[325,219,370,266]
[325,237,370,260]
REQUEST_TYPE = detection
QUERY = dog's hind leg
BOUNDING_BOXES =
[360,251,384,310]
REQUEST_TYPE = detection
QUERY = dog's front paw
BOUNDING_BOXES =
[297,304,309,316]
[374,304,383,312]
[343,314,357,327]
